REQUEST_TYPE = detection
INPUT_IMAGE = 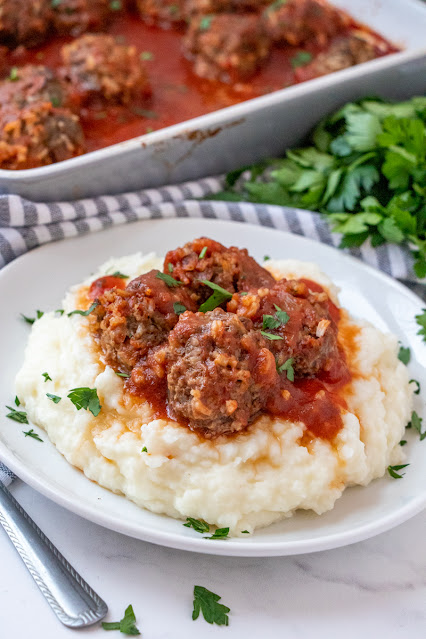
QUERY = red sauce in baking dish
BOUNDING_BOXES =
[3,11,398,154]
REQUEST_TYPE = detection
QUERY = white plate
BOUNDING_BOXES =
[1,215,425,557]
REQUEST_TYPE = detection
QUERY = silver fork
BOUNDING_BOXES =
[0,482,108,628]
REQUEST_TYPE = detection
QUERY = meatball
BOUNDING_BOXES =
[262,0,349,46]
[93,269,198,372]
[52,0,121,37]
[183,13,271,82]
[228,278,340,378]
[0,0,52,47]
[184,0,270,17]
[0,65,67,112]
[167,308,277,437]
[0,101,85,169]
[136,0,186,27]
[295,34,378,81]
[61,34,152,105]
[164,237,275,304]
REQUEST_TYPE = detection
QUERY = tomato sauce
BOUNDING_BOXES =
[3,11,398,154]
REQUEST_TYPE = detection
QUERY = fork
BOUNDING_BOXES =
[0,482,108,628]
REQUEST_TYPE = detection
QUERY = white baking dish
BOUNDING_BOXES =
[0,0,425,201]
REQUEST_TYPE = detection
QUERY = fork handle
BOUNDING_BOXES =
[0,483,108,628]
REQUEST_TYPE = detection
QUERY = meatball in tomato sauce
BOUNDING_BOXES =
[164,237,275,304]
[52,0,122,37]
[0,0,52,47]
[61,34,152,106]
[167,308,277,437]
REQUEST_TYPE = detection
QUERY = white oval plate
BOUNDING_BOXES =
[0,215,425,557]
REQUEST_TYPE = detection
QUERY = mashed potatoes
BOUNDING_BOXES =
[15,253,413,535]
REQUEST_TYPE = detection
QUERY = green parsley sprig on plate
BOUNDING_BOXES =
[210,96,426,278]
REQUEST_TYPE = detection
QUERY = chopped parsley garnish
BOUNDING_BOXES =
[192,586,230,626]
[110,271,128,279]
[261,331,283,341]
[399,440,407,446]
[46,393,61,404]
[416,309,426,342]
[277,358,295,382]
[168,262,173,272]
[183,518,210,534]
[199,246,208,259]
[199,15,212,31]
[109,0,122,10]
[290,51,313,69]
[102,604,140,635]
[262,305,289,330]
[387,464,409,479]
[263,255,271,261]
[409,379,420,395]
[206,527,230,540]
[241,530,250,534]
[156,271,182,288]
[42,372,52,383]
[140,51,154,61]
[67,301,99,317]
[23,429,43,442]
[9,67,18,81]
[55,309,64,316]
[14,396,20,407]
[141,446,148,453]
[397,344,411,365]
[408,410,426,441]
[116,371,130,379]
[67,388,101,417]
[21,310,44,324]
[5,405,28,424]
[199,281,233,313]
[173,302,187,315]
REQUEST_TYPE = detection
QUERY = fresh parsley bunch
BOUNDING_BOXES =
[214,96,426,278]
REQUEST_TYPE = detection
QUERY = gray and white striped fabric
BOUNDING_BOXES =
[0,175,425,298]
[0,174,425,485]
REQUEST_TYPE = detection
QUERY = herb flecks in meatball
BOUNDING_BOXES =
[0,65,67,111]
[92,269,198,373]
[167,308,277,437]
[164,237,275,304]
[0,0,52,47]
[52,0,122,37]
[183,13,271,83]
[0,101,85,169]
[262,0,350,47]
[228,278,340,378]
[61,34,152,106]
[136,0,186,28]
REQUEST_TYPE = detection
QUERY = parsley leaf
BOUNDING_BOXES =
[68,301,98,317]
[241,530,250,534]
[42,372,52,382]
[397,344,411,365]
[416,309,426,342]
[110,271,128,279]
[261,331,283,341]
[6,405,28,424]
[409,379,420,395]
[173,302,187,315]
[46,393,61,404]
[205,527,230,540]
[156,271,182,287]
[199,280,233,312]
[14,396,20,407]
[192,586,230,626]
[387,464,409,479]
[115,371,130,378]
[21,310,44,324]
[290,50,312,69]
[183,517,210,533]
[102,604,140,635]
[67,388,101,417]
[277,358,295,382]
[408,410,426,441]
[23,429,43,442]
[141,446,148,453]
[199,246,208,259]
[399,440,407,446]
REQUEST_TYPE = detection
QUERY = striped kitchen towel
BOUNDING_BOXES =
[0,462,16,487]
[0,175,424,299]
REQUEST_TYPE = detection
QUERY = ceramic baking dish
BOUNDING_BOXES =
[0,0,425,201]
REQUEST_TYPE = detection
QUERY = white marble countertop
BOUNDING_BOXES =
[1,481,425,638]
